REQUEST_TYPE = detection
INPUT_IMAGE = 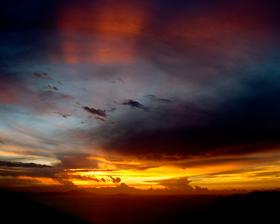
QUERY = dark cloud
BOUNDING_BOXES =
[56,112,71,118]
[252,171,280,178]
[177,154,277,169]
[108,176,121,183]
[0,154,100,188]
[89,74,280,158]
[0,161,60,188]
[0,160,51,168]
[57,154,98,169]
[47,85,58,91]
[83,106,107,118]
[145,95,172,103]
[33,72,50,79]
[64,173,121,184]
[121,99,149,111]
[67,174,101,182]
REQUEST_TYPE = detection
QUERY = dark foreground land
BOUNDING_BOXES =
[0,190,279,224]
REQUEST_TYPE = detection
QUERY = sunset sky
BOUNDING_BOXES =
[0,0,280,192]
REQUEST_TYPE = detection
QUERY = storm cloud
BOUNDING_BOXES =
[90,73,280,158]
[0,160,51,168]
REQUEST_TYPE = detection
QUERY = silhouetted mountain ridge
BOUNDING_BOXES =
[0,189,90,224]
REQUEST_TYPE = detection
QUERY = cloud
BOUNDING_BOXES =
[0,160,51,168]
[83,106,107,118]
[55,112,71,118]
[57,154,98,169]
[66,174,122,184]
[47,85,58,91]
[0,159,62,188]
[33,72,50,79]
[157,177,193,191]
[252,171,280,178]
[86,73,280,158]
[0,71,74,114]
[0,153,99,188]
[145,94,172,103]
[108,176,121,183]
[67,174,101,182]
[121,99,149,110]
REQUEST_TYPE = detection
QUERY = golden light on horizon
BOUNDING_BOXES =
[1,143,279,191]
[58,152,280,191]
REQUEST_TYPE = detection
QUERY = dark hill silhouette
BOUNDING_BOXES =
[0,189,90,224]
[29,190,280,224]
[187,191,280,223]
[1,189,279,224]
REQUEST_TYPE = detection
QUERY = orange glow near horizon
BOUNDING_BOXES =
[1,144,279,191]
[17,176,62,186]
[57,152,280,191]
[0,151,279,191]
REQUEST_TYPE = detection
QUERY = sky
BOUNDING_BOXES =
[0,0,280,192]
